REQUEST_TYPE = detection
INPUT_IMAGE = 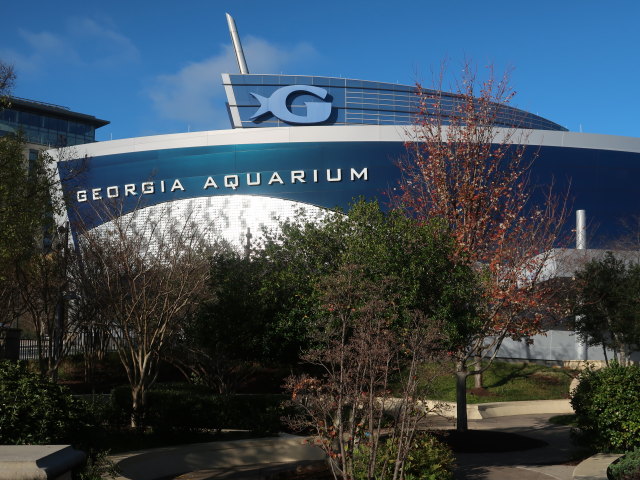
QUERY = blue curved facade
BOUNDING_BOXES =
[60,141,399,230]
[54,74,640,248]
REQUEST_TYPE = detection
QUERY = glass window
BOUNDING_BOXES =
[43,116,67,132]
[0,109,17,122]
[19,111,42,128]
[28,149,39,176]
[68,121,90,135]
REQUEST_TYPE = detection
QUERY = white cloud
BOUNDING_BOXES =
[67,17,139,67]
[0,17,138,74]
[147,36,317,130]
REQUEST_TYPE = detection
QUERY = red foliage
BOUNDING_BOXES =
[396,62,568,386]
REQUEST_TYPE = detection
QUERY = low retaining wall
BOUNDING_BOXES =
[0,445,85,480]
[421,398,573,420]
[111,435,326,480]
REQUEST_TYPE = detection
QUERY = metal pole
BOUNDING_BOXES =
[226,13,250,74]
[576,209,586,250]
[575,209,588,361]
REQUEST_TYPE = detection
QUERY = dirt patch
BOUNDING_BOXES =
[469,387,497,397]
[531,372,564,385]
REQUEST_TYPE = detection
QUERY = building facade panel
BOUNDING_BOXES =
[57,133,640,247]
[223,74,567,131]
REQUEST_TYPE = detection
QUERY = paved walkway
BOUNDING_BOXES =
[110,436,325,480]
[111,405,580,480]
[448,414,576,479]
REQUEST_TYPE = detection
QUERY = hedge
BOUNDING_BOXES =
[111,383,288,434]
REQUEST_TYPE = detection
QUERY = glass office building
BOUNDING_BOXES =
[0,97,109,147]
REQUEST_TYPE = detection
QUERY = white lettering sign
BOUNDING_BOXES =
[73,167,369,203]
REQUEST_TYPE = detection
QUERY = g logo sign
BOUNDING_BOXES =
[250,85,332,124]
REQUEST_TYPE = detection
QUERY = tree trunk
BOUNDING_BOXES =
[456,362,468,432]
[620,343,630,366]
[131,385,145,429]
[474,354,483,388]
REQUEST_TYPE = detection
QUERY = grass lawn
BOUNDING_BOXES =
[548,414,577,426]
[413,360,577,403]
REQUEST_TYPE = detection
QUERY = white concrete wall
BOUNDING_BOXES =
[496,330,640,364]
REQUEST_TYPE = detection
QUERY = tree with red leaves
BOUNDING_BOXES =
[396,63,568,431]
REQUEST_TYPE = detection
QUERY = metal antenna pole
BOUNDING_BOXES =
[226,13,249,74]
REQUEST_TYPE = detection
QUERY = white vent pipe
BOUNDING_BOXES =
[576,210,586,250]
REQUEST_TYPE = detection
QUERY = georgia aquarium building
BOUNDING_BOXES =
[51,17,640,364]
[55,72,640,251]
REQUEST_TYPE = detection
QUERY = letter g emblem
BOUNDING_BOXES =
[250,85,332,124]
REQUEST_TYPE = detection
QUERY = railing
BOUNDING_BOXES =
[18,334,120,361]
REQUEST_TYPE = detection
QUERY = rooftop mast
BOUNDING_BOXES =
[226,13,249,74]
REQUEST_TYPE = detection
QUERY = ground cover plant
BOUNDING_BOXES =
[407,361,575,403]
[609,447,640,480]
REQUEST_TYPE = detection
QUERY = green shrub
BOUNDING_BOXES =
[111,383,287,434]
[225,394,290,433]
[0,361,96,445]
[74,449,120,480]
[354,432,455,480]
[570,363,640,452]
[111,383,222,432]
[609,447,640,480]
[404,433,455,480]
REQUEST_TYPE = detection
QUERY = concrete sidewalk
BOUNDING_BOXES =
[450,413,576,480]
[110,435,325,480]
[110,400,591,480]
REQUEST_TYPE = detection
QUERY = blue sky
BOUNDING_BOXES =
[2,1,639,141]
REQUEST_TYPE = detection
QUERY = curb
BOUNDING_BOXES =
[423,398,573,420]
[573,453,622,480]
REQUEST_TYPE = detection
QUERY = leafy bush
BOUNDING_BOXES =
[111,383,287,434]
[570,363,640,452]
[0,361,95,445]
[75,449,120,480]
[609,447,640,480]
[404,433,455,480]
[112,383,220,432]
[354,433,455,480]
[225,393,290,433]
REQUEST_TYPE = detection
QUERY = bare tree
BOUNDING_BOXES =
[67,245,113,388]
[284,264,447,480]
[0,60,14,106]
[13,229,76,379]
[77,206,211,427]
[396,62,568,431]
